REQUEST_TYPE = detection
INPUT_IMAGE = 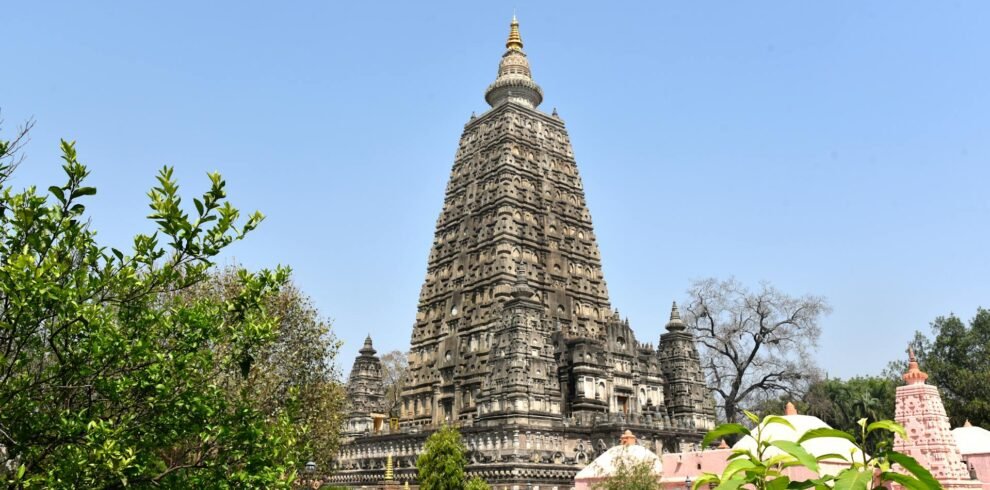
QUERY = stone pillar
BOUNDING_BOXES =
[432,385,441,426]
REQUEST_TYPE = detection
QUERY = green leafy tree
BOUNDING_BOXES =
[416,425,475,490]
[889,310,990,428]
[592,456,660,490]
[756,376,896,452]
[464,475,492,490]
[181,267,347,472]
[0,132,307,487]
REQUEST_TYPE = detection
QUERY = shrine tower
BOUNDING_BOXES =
[894,349,981,489]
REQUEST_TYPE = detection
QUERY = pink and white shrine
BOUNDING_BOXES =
[575,351,988,489]
[894,349,982,489]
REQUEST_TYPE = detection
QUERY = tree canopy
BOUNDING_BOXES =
[756,375,897,453]
[416,425,487,490]
[683,277,830,424]
[0,130,339,487]
[181,267,347,471]
[592,457,661,490]
[379,349,408,419]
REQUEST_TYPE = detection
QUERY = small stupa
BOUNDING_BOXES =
[380,452,399,489]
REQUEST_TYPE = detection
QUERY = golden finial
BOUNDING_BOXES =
[506,15,523,51]
[385,453,394,481]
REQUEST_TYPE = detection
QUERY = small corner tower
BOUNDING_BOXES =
[476,265,563,428]
[344,335,387,438]
[657,302,716,435]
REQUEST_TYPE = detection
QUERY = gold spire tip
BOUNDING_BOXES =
[506,15,523,51]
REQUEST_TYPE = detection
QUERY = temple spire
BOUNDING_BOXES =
[485,16,543,108]
[665,301,686,332]
[506,14,523,50]
[360,335,377,356]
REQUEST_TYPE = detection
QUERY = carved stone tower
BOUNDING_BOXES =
[476,265,564,427]
[343,336,387,438]
[401,15,617,429]
[334,17,717,487]
[894,349,981,489]
[658,302,717,432]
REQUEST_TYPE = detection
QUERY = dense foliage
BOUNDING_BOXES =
[181,267,347,471]
[464,475,492,490]
[0,135,329,487]
[757,376,896,452]
[592,454,661,490]
[416,425,488,490]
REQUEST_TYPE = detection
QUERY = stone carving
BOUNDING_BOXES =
[343,336,386,438]
[335,17,716,488]
[894,349,981,489]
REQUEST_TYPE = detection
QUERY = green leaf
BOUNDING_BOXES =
[887,451,941,489]
[715,475,747,490]
[880,472,933,490]
[691,473,720,490]
[764,453,797,468]
[721,457,757,481]
[769,440,819,474]
[744,410,760,424]
[866,420,908,440]
[813,453,848,462]
[832,469,873,490]
[784,479,820,489]
[71,186,97,199]
[797,427,857,444]
[766,476,791,490]
[703,423,752,447]
[763,415,796,431]
[48,186,65,203]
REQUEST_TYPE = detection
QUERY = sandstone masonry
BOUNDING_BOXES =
[333,17,717,489]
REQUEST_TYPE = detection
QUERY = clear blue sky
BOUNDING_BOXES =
[3,2,988,380]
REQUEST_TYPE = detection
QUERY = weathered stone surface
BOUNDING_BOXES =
[343,336,386,437]
[335,17,716,488]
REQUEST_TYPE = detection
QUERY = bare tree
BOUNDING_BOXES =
[379,350,408,418]
[0,110,35,182]
[682,277,830,424]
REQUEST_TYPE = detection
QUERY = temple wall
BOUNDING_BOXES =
[963,453,990,490]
